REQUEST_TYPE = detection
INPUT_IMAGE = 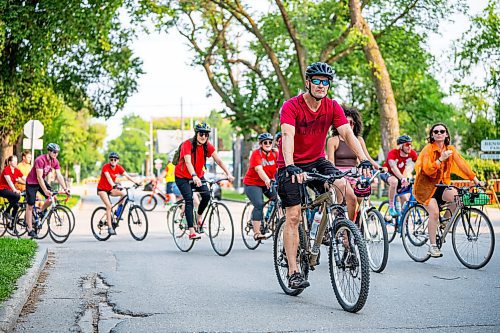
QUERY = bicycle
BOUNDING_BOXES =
[354,170,389,273]
[402,184,495,269]
[171,178,234,256]
[241,182,282,250]
[140,180,172,211]
[91,184,148,241]
[273,169,370,313]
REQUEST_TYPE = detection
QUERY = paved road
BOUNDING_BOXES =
[12,186,500,332]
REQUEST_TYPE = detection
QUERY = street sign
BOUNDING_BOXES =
[481,139,500,152]
[23,120,44,138]
[480,154,500,160]
[23,138,43,150]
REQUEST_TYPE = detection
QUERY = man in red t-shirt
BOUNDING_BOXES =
[174,122,234,240]
[243,133,278,241]
[381,135,418,216]
[277,62,372,290]
[97,152,139,236]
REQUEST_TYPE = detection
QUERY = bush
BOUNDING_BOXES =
[461,158,500,180]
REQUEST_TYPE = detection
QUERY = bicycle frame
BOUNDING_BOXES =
[146,181,169,203]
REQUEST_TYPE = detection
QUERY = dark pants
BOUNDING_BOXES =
[175,177,210,228]
[244,185,275,221]
[0,189,21,218]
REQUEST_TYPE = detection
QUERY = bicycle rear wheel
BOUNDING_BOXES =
[401,204,430,262]
[166,203,180,235]
[363,208,389,273]
[241,202,260,250]
[378,201,397,243]
[48,207,71,243]
[90,207,111,241]
[0,213,6,237]
[273,217,309,296]
[140,194,157,212]
[329,218,370,313]
[452,207,495,269]
[56,205,75,234]
[11,208,27,237]
[128,205,148,241]
[172,202,195,252]
[209,202,234,256]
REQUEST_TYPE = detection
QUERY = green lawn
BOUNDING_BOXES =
[221,189,247,202]
[0,238,37,302]
[56,194,80,208]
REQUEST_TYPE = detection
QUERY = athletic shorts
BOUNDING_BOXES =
[26,181,51,206]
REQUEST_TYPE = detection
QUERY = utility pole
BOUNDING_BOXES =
[149,118,154,177]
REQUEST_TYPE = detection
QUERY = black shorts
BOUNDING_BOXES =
[380,172,403,189]
[277,158,339,208]
[97,188,112,195]
[26,181,51,206]
[432,185,446,207]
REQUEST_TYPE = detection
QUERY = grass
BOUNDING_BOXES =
[0,238,37,302]
[221,188,247,202]
[56,194,80,208]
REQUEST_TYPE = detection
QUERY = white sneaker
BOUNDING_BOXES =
[428,244,443,258]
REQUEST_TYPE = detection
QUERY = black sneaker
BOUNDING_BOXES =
[288,272,310,290]
[27,229,38,239]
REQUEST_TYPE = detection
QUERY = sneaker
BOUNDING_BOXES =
[388,207,399,217]
[27,229,38,239]
[428,245,443,258]
[189,232,202,240]
[287,272,310,289]
[108,227,116,236]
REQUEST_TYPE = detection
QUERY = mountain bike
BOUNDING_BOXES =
[354,170,389,273]
[91,184,148,241]
[241,182,282,250]
[171,178,234,256]
[140,180,171,211]
[273,169,370,313]
[402,184,495,269]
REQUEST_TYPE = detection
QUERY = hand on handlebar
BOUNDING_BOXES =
[192,175,202,187]
[401,177,410,188]
[286,165,305,184]
[227,174,235,182]
[357,160,373,178]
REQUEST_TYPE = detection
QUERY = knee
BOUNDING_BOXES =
[287,212,301,226]
[388,178,398,187]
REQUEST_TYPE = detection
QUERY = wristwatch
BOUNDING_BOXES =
[191,173,197,177]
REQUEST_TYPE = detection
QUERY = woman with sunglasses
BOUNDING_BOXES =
[243,133,278,240]
[97,152,139,236]
[414,123,484,258]
[326,106,381,220]
[175,122,234,240]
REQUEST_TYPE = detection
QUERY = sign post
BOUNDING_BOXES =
[23,120,44,164]
[481,139,500,160]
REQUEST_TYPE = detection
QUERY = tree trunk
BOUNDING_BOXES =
[349,0,400,155]
[0,136,13,168]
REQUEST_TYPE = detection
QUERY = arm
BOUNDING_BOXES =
[157,169,166,181]
[183,154,197,177]
[337,124,368,162]
[388,160,404,180]
[104,171,117,188]
[4,175,20,193]
[358,137,380,169]
[36,169,51,196]
[211,151,234,181]
[326,136,338,164]
[55,169,69,192]
[282,123,296,166]
[123,171,139,185]
[254,165,271,188]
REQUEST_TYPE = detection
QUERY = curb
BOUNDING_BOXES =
[0,247,48,333]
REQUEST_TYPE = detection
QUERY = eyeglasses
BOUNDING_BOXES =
[310,78,330,86]
[433,129,446,135]
[198,132,209,137]
[50,150,59,154]
[110,158,118,162]
[261,140,272,145]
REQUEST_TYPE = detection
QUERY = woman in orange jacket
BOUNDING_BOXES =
[414,123,484,258]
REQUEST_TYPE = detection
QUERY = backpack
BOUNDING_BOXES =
[172,141,208,166]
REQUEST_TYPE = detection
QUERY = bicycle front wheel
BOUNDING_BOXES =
[0,213,6,237]
[172,202,195,252]
[452,207,495,269]
[166,202,180,235]
[241,202,260,250]
[329,218,370,313]
[128,205,149,241]
[401,204,430,262]
[57,205,75,234]
[140,194,157,212]
[363,208,389,273]
[48,207,72,243]
[209,202,234,256]
[378,201,397,243]
[90,207,111,241]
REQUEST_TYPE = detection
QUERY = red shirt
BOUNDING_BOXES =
[97,163,125,191]
[26,154,60,184]
[243,149,277,186]
[383,149,418,175]
[277,94,348,167]
[0,166,23,190]
[175,140,215,179]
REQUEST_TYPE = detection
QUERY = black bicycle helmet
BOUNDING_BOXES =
[305,62,334,80]
[46,143,60,152]
[109,152,120,159]
[275,132,282,140]
[194,122,211,133]
[397,135,412,145]
[258,133,273,143]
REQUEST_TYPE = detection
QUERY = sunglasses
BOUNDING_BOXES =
[50,150,59,154]
[310,78,330,86]
[261,140,272,145]
[349,120,354,126]
[433,129,446,135]
[110,158,118,162]
[403,143,412,147]
[198,132,209,137]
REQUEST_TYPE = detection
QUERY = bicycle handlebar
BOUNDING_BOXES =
[304,167,359,183]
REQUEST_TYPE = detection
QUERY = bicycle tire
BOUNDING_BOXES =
[241,202,261,250]
[128,205,148,241]
[273,217,309,297]
[56,205,75,234]
[140,194,157,212]
[363,208,389,273]
[208,202,234,256]
[34,211,49,240]
[172,202,195,252]
[401,204,430,262]
[11,207,27,237]
[166,204,177,235]
[0,214,6,237]
[329,218,370,313]
[48,207,72,243]
[378,201,397,243]
[91,207,111,241]
[452,207,495,269]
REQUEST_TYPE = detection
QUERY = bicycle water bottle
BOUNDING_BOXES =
[310,211,322,241]
[395,200,401,214]
[265,201,275,222]
[115,204,123,217]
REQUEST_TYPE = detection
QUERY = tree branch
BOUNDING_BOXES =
[326,44,358,63]
[320,24,352,62]
[374,0,419,39]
